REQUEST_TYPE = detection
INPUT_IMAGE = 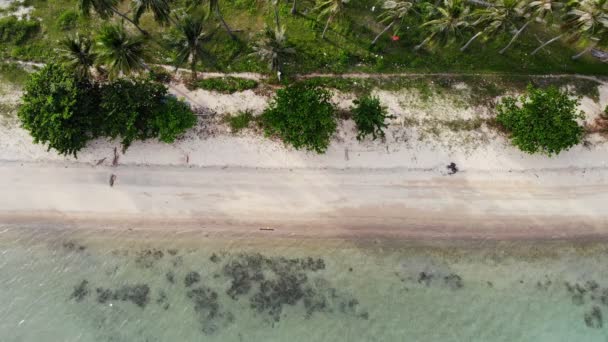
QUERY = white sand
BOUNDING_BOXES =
[1,77,608,237]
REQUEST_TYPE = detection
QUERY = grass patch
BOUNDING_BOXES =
[190,77,258,93]
[224,110,255,133]
[0,62,30,86]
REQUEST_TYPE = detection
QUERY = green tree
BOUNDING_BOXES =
[251,25,295,80]
[351,95,392,141]
[416,0,471,50]
[17,64,99,157]
[78,0,149,35]
[57,33,97,80]
[169,13,210,81]
[315,0,349,39]
[96,24,147,79]
[496,85,584,156]
[261,83,337,153]
[373,0,415,45]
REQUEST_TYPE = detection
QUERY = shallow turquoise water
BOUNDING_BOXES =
[1,225,608,341]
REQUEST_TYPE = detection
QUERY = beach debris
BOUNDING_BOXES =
[134,249,164,269]
[112,147,119,166]
[96,284,150,308]
[584,306,603,329]
[185,271,201,287]
[109,174,116,187]
[446,162,458,175]
[344,147,349,161]
[259,227,274,231]
[62,241,86,252]
[70,280,90,302]
[95,157,107,166]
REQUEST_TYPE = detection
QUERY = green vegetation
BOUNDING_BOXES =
[56,10,80,31]
[224,110,255,133]
[496,85,584,156]
[351,95,392,141]
[190,77,258,93]
[0,16,40,44]
[261,83,336,153]
[18,64,195,156]
[0,62,31,85]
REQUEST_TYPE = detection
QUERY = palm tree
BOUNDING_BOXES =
[202,0,236,40]
[169,14,209,81]
[132,0,172,26]
[96,24,147,79]
[251,25,295,81]
[416,0,470,50]
[58,34,97,79]
[291,0,298,15]
[372,0,415,45]
[78,0,149,36]
[561,0,608,59]
[529,0,570,55]
[315,0,349,39]
[460,0,521,51]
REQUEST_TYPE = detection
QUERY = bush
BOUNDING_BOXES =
[148,66,172,84]
[261,84,336,153]
[18,64,100,157]
[496,85,584,156]
[190,77,258,93]
[224,110,254,133]
[18,64,196,156]
[0,16,40,44]
[56,10,79,31]
[351,96,392,140]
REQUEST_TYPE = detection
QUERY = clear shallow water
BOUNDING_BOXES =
[1,225,608,341]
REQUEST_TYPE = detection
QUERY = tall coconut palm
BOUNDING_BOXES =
[562,0,608,58]
[169,14,210,81]
[461,0,521,51]
[96,24,147,79]
[202,0,236,40]
[372,0,415,45]
[529,0,569,55]
[251,25,295,81]
[58,34,98,79]
[79,0,149,36]
[315,0,349,39]
[132,0,173,26]
[291,0,298,15]
[415,0,470,50]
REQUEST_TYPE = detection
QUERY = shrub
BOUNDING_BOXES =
[224,110,254,133]
[261,84,336,153]
[18,64,100,157]
[56,10,79,31]
[148,66,172,84]
[190,77,258,93]
[351,95,392,140]
[496,85,584,156]
[18,64,196,156]
[0,16,40,44]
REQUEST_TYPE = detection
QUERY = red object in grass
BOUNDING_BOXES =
[391,35,400,41]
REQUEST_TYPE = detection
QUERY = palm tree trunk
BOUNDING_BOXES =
[322,14,333,39]
[214,5,236,40]
[191,57,197,82]
[531,34,563,55]
[274,5,281,29]
[499,21,530,54]
[460,31,483,51]
[372,21,394,45]
[110,7,149,36]
[291,0,297,15]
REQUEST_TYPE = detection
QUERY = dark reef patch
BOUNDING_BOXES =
[166,271,175,284]
[187,286,233,334]
[71,280,90,301]
[157,290,170,310]
[185,271,201,287]
[96,284,150,308]
[135,249,164,268]
[584,306,603,329]
[63,241,86,252]
[167,249,178,256]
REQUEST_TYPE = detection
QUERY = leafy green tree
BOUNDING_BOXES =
[416,0,471,50]
[57,33,97,80]
[261,83,337,153]
[351,95,392,141]
[251,25,295,80]
[316,0,349,39]
[496,85,584,156]
[96,24,147,79]
[18,63,100,157]
[169,13,210,81]
[78,0,149,35]
[373,0,415,45]
[151,96,197,143]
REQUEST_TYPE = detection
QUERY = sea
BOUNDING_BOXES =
[1,224,608,342]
